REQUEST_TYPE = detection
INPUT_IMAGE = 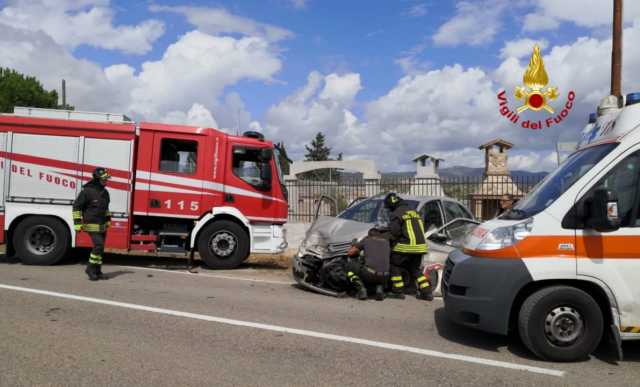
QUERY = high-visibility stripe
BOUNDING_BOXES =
[393,244,427,253]
[417,276,427,283]
[418,218,425,235]
[347,272,355,277]
[393,282,404,288]
[391,276,403,281]
[406,219,416,246]
[89,253,102,264]
[419,282,430,289]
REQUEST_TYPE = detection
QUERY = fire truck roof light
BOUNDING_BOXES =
[626,92,640,107]
[588,113,597,123]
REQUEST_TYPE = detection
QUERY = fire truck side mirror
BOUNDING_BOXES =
[258,163,272,191]
[587,188,620,232]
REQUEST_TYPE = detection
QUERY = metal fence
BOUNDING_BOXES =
[285,175,545,223]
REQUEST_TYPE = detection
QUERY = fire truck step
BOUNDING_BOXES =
[131,234,158,242]
[130,243,157,252]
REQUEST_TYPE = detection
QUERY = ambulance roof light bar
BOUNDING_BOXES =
[626,92,640,107]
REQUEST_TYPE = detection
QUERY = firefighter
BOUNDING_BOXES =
[383,192,433,301]
[72,167,111,281]
[346,243,386,301]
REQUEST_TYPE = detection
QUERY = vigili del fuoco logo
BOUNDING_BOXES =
[497,44,576,130]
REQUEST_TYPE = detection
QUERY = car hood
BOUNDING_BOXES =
[305,216,372,245]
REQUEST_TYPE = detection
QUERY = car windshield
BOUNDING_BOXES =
[504,143,618,220]
[338,198,418,224]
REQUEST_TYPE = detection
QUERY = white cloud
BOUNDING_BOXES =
[0,0,164,54]
[500,38,549,59]
[524,0,640,31]
[150,5,293,43]
[290,0,308,10]
[395,42,430,74]
[406,3,428,17]
[264,71,363,157]
[162,103,220,129]
[319,73,362,106]
[123,31,281,120]
[433,0,507,46]
[265,20,640,172]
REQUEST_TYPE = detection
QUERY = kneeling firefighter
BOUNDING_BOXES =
[72,167,111,281]
[346,231,390,301]
[384,192,433,301]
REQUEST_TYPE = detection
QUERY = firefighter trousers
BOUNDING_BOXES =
[389,252,429,293]
[88,232,105,265]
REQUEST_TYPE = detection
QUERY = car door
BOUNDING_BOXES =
[420,200,447,262]
[575,148,640,331]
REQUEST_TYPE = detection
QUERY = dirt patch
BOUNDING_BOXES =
[245,250,295,270]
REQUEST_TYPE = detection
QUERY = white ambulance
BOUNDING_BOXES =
[443,92,640,362]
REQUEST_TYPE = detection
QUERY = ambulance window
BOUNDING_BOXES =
[592,151,640,227]
[159,139,198,174]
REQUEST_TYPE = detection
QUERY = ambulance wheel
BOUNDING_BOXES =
[14,216,70,265]
[198,220,249,269]
[518,286,603,362]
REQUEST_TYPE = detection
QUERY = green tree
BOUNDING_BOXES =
[0,68,68,113]
[275,142,292,176]
[304,132,331,162]
[302,132,342,181]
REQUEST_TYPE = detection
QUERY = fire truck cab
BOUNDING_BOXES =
[0,107,288,269]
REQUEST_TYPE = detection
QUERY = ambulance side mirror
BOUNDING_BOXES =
[587,188,620,232]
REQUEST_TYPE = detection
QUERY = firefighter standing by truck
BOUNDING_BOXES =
[72,167,111,281]
[384,192,433,301]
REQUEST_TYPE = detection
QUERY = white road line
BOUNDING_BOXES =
[0,283,564,377]
[114,265,294,285]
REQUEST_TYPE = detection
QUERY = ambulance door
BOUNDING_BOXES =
[147,134,203,219]
[575,148,640,330]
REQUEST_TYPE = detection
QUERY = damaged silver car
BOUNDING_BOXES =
[292,193,479,296]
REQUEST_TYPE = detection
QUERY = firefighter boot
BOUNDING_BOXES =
[387,275,406,299]
[374,284,385,301]
[416,275,434,301]
[347,271,368,300]
[85,263,99,281]
[96,265,108,280]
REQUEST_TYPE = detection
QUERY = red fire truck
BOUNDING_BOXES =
[0,107,288,269]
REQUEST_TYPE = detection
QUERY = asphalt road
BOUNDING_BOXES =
[1,253,639,387]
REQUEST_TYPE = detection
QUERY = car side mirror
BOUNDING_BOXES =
[586,188,620,232]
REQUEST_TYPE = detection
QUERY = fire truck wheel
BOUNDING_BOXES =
[518,286,603,362]
[198,220,249,269]
[14,216,70,265]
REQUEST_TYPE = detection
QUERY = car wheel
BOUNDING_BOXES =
[518,286,603,362]
[14,216,70,265]
[197,220,249,269]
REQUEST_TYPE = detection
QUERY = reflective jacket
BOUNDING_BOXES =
[72,180,111,232]
[389,203,427,254]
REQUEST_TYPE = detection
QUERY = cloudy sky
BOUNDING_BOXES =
[2,0,640,172]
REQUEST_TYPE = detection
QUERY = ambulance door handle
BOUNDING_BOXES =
[224,194,234,203]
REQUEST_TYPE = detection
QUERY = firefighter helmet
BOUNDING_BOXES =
[92,167,111,180]
[383,192,401,210]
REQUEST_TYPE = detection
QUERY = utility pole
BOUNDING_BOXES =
[61,79,66,109]
[611,0,623,103]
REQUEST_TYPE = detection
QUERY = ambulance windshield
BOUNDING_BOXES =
[504,143,618,220]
